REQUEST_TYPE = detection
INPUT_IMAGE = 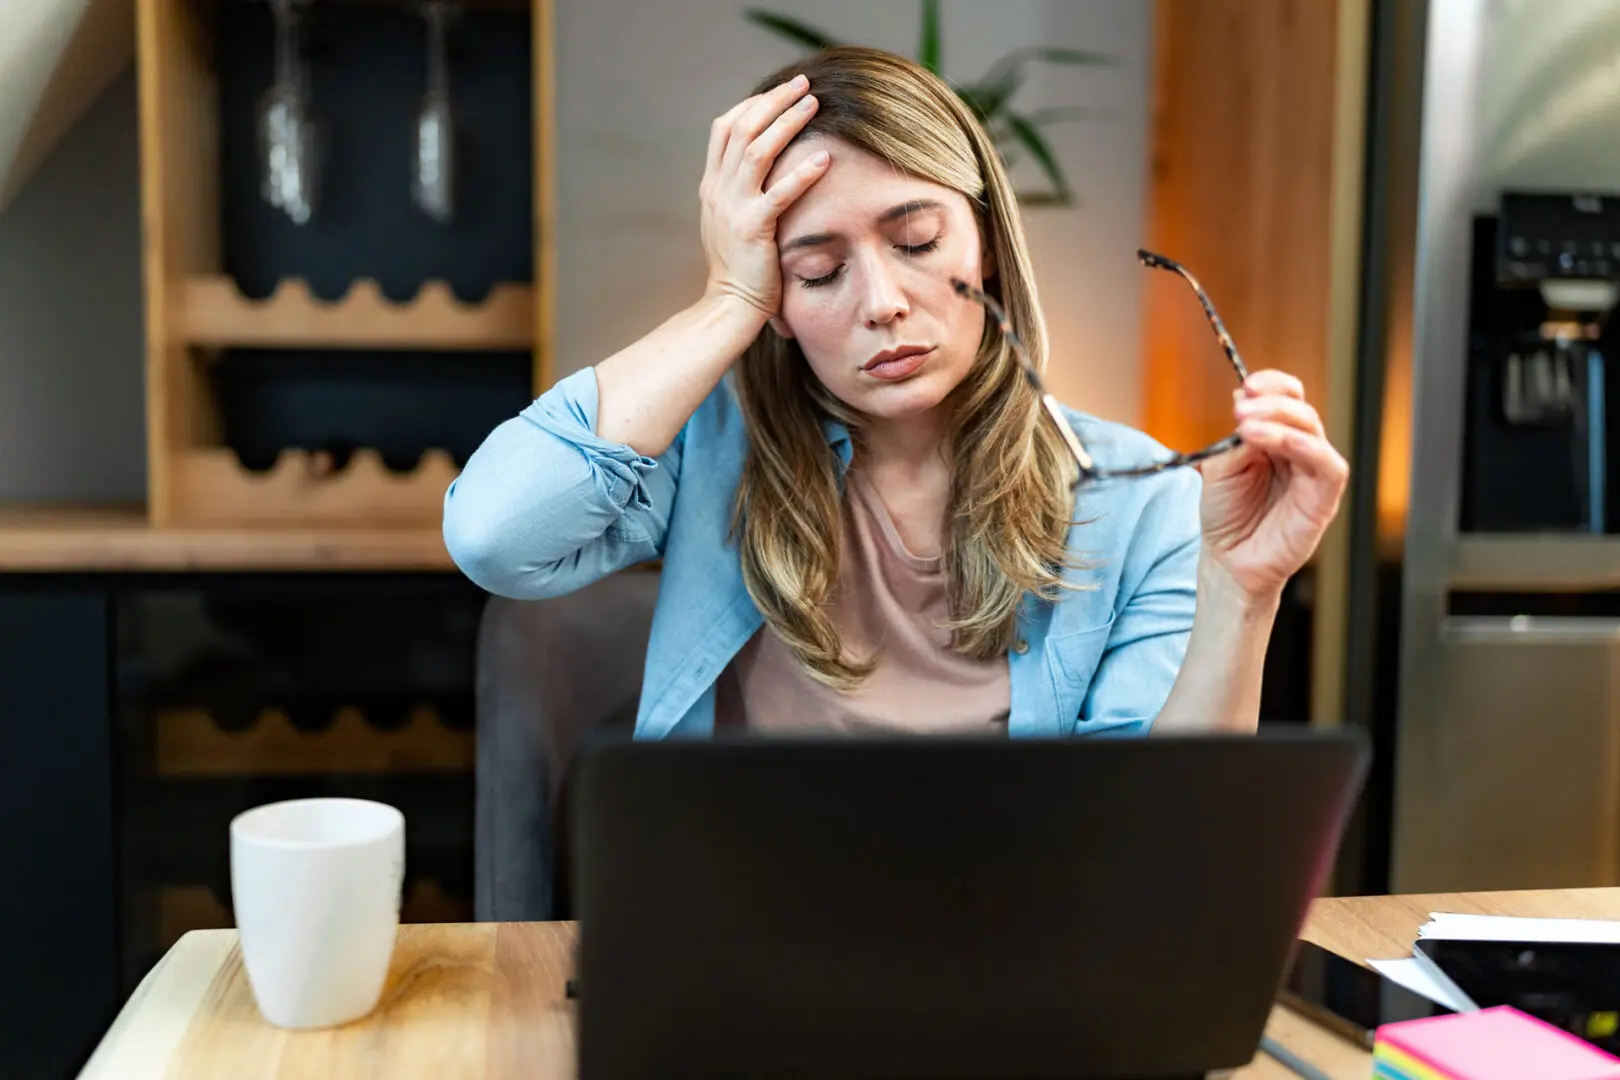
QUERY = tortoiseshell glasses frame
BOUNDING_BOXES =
[952,248,1250,481]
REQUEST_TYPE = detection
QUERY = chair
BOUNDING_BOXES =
[472,570,660,921]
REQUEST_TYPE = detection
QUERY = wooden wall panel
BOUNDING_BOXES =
[1142,0,1341,455]
[1145,0,1375,750]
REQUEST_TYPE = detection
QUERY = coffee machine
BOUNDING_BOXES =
[1460,192,1620,534]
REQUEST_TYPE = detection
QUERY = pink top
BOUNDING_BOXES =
[1376,1006,1620,1080]
[714,469,1011,735]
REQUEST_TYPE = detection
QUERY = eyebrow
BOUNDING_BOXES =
[779,199,946,254]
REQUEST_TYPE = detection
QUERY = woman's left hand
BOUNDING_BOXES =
[1196,370,1349,602]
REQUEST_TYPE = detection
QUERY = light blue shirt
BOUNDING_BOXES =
[442,367,1202,740]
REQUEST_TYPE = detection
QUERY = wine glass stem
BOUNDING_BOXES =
[272,0,295,87]
[426,4,449,100]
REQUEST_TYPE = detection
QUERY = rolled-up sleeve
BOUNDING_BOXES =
[1078,467,1201,735]
[442,367,681,599]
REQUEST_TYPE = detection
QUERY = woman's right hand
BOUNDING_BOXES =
[700,73,831,321]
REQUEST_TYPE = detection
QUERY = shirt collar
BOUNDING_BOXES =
[820,416,854,472]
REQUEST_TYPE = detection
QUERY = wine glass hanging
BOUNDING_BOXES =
[257,0,321,225]
[413,1,461,223]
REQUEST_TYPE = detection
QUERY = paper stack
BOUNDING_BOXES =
[1418,913,1620,944]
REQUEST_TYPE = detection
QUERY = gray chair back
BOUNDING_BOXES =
[473,570,660,921]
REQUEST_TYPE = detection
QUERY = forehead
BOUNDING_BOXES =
[769,137,971,235]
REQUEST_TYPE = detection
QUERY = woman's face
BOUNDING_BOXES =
[765,136,994,424]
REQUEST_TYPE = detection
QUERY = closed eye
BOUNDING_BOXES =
[799,266,844,289]
[797,238,942,289]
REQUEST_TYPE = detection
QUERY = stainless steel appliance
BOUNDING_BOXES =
[1459,195,1617,535]
[1392,0,1620,893]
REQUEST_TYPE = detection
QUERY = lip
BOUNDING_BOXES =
[861,345,935,381]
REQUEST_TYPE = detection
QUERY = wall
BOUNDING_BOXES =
[0,0,132,211]
[0,69,143,502]
[0,2,1154,503]
[553,0,1155,428]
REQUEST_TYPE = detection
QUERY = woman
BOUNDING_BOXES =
[443,47,1348,740]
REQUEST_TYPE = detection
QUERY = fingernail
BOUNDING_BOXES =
[798,94,817,111]
[810,150,830,166]
[791,74,809,89]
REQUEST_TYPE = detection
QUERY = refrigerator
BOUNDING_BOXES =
[1388,0,1620,892]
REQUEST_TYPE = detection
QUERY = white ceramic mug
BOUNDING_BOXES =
[229,797,405,1029]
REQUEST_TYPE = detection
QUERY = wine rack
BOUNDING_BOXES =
[116,578,486,990]
[176,277,538,350]
[171,447,463,527]
[135,0,555,533]
[155,704,475,775]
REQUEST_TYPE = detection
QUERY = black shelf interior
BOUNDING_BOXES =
[217,1,534,300]
[112,577,487,991]
[209,0,537,471]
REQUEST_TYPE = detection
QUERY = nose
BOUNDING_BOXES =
[857,254,909,328]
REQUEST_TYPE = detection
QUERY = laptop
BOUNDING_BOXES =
[567,727,1369,1080]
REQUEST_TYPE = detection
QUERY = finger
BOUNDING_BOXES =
[705,95,760,179]
[1239,370,1305,400]
[724,75,811,172]
[1237,419,1348,486]
[705,115,736,180]
[762,148,831,217]
[1233,393,1325,439]
[742,94,820,186]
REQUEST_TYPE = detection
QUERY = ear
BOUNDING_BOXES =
[769,314,795,339]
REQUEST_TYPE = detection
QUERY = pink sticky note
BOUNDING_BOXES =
[1378,1006,1620,1080]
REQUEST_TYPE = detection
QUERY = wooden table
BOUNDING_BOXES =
[78,888,1620,1079]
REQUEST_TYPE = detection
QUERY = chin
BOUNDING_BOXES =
[848,373,956,420]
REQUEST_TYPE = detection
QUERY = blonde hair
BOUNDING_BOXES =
[730,46,1080,690]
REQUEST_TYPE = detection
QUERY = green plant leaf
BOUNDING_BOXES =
[1028,46,1116,66]
[962,68,1024,124]
[968,45,1116,125]
[1003,111,1070,204]
[1023,105,1112,126]
[743,9,838,51]
[1016,190,1075,207]
[953,86,991,123]
[918,0,941,73]
[980,45,1115,94]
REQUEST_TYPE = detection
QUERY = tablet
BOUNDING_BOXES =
[1414,937,1620,1054]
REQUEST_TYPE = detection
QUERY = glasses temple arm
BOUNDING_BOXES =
[1037,383,1096,474]
[1137,248,1251,382]
[957,276,1099,476]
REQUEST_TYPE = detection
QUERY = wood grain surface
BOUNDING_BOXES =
[0,504,454,572]
[1142,0,1341,457]
[77,889,1620,1079]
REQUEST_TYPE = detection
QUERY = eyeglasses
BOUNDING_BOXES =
[952,248,1250,481]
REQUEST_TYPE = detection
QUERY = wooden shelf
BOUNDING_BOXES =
[174,276,536,350]
[0,505,455,572]
[155,706,473,775]
[135,0,555,532]
[171,447,457,528]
